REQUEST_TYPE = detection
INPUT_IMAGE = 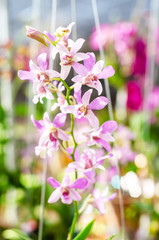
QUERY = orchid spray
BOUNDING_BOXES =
[18,22,117,240]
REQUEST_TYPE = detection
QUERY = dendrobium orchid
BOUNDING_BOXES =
[47,175,88,204]
[18,53,60,103]
[57,38,89,80]
[88,188,117,215]
[72,52,115,94]
[68,148,113,182]
[18,22,118,239]
[62,89,109,129]
[31,112,69,158]
[86,120,118,152]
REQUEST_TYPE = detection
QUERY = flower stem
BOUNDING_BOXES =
[60,79,79,239]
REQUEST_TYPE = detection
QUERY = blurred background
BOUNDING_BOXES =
[1,0,159,239]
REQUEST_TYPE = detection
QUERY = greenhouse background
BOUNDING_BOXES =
[1,0,159,239]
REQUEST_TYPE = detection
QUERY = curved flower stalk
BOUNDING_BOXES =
[18,22,117,240]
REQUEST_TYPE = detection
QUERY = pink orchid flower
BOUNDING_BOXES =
[67,148,113,183]
[89,188,117,215]
[31,112,69,158]
[61,89,109,129]
[47,175,88,204]
[18,53,60,103]
[57,38,88,80]
[72,52,115,94]
[86,120,118,152]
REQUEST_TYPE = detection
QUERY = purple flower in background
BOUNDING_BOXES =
[62,89,109,129]
[47,175,88,204]
[86,120,117,152]
[126,81,143,111]
[31,112,69,158]
[72,52,115,94]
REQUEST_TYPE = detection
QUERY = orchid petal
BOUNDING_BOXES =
[48,188,61,203]
[58,129,69,141]
[38,53,48,71]
[95,80,103,95]
[61,65,71,80]
[31,114,43,129]
[84,52,96,71]
[74,88,82,103]
[92,60,104,75]
[98,65,115,79]
[53,113,66,128]
[84,169,95,182]
[69,189,81,201]
[29,60,39,71]
[95,138,111,152]
[70,178,88,189]
[88,96,109,110]
[82,89,93,106]
[73,52,89,61]
[45,69,60,78]
[71,38,85,54]
[18,70,35,81]
[101,120,118,133]
[86,110,99,129]
[47,177,61,188]
[72,62,88,76]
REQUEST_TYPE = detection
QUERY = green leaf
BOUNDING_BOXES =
[108,234,117,240]
[2,228,33,240]
[73,219,95,240]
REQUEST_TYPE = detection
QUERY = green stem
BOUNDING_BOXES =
[59,79,79,239]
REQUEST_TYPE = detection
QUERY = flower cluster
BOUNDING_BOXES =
[18,22,117,238]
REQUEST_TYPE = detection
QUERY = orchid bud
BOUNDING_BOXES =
[26,26,48,47]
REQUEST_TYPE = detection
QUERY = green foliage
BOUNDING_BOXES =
[2,228,33,240]
[73,219,95,240]
[108,235,117,240]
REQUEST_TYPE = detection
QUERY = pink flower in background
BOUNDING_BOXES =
[47,175,88,204]
[57,38,88,79]
[18,53,60,103]
[89,24,114,50]
[68,148,112,182]
[62,89,109,129]
[147,87,159,111]
[31,112,69,158]
[86,120,117,152]
[72,52,115,94]
[132,38,146,76]
[126,81,143,111]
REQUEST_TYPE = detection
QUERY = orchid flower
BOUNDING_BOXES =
[18,53,60,103]
[57,38,88,80]
[47,175,88,204]
[88,188,117,215]
[61,89,109,129]
[67,148,113,182]
[86,120,118,152]
[72,52,115,94]
[26,26,48,46]
[31,112,69,158]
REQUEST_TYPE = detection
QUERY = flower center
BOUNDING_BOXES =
[49,127,58,141]
[62,187,69,197]
[85,158,93,169]
[77,105,87,117]
[62,54,73,65]
[39,86,46,94]
[84,74,98,85]
[37,72,49,82]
